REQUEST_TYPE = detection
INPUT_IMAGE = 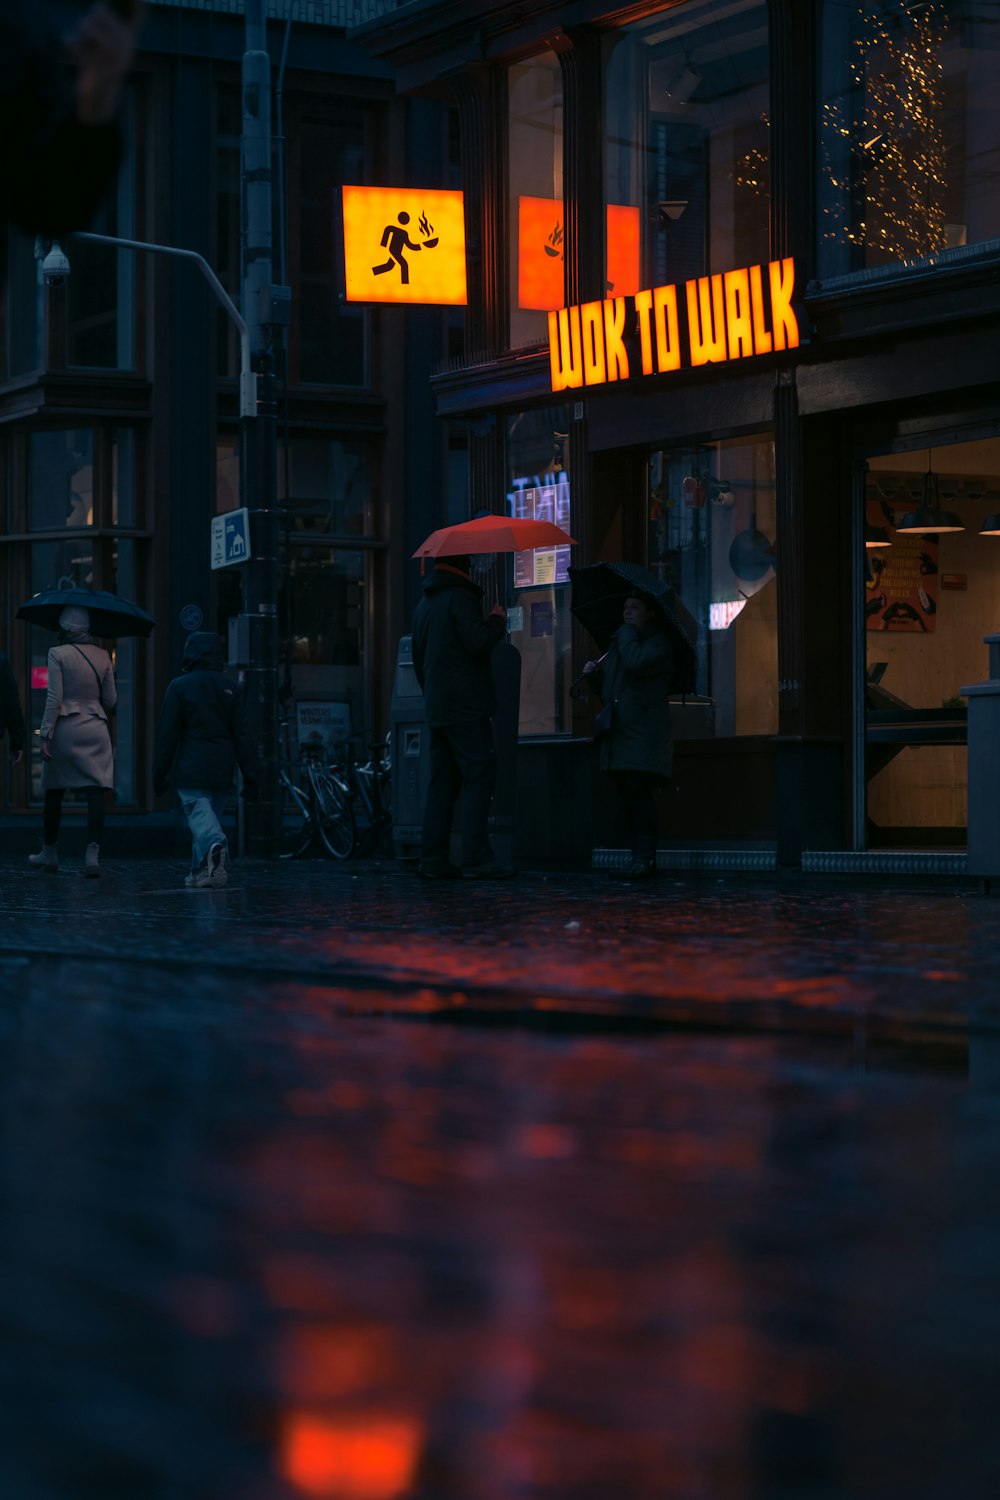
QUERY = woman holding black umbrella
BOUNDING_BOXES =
[28,605,116,877]
[583,593,673,880]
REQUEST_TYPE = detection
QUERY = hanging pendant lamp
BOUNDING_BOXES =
[895,457,964,534]
[865,521,892,548]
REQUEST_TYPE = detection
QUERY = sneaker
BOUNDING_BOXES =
[461,861,518,880]
[208,843,228,888]
[418,860,462,881]
[28,845,58,872]
[185,864,212,889]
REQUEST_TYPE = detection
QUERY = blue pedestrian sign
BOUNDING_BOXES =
[211,508,251,570]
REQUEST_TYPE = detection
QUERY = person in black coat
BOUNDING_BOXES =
[151,632,259,889]
[583,593,674,880]
[411,554,514,880]
[0,1,142,282]
[0,650,26,767]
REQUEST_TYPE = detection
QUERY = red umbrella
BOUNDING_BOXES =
[412,513,576,560]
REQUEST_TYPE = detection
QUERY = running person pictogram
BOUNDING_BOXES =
[372,210,423,285]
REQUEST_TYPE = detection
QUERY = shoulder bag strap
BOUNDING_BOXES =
[69,643,107,710]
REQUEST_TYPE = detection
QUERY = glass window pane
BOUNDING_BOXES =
[279,437,371,537]
[66,89,136,369]
[296,114,367,386]
[29,431,95,531]
[606,2,770,288]
[819,0,1000,276]
[647,433,777,736]
[286,545,363,666]
[509,52,564,347]
[6,229,42,376]
[506,406,573,735]
[111,429,136,526]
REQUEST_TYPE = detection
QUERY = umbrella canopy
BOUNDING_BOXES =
[413,513,576,560]
[16,587,156,639]
[569,561,698,694]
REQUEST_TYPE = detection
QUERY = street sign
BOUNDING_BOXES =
[211,508,251,570]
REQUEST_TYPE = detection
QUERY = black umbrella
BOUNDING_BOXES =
[16,587,156,639]
[569,562,698,693]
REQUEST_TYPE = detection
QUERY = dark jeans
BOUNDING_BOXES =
[423,719,497,869]
[44,787,106,846]
[608,770,660,857]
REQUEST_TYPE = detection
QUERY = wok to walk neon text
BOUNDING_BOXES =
[548,257,800,392]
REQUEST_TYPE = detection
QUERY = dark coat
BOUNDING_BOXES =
[0,651,25,753]
[411,566,505,727]
[590,621,674,779]
[151,633,259,796]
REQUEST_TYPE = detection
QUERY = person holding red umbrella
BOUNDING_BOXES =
[411,554,515,881]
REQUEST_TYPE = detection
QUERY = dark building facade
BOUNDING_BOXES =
[356,0,1000,865]
[0,0,462,826]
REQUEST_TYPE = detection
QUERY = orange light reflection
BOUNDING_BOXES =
[282,1413,423,1500]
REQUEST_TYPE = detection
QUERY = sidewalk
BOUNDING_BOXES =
[2,849,997,1048]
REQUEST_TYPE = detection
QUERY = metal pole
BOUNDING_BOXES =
[241,0,280,858]
[71,232,256,417]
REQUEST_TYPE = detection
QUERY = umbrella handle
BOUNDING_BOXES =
[569,652,607,698]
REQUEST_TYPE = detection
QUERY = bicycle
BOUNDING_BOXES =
[277,721,355,860]
[330,732,392,858]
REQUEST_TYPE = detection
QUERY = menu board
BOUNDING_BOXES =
[510,475,572,588]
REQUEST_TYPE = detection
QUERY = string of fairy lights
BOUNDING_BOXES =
[732,1,952,266]
[822,0,950,261]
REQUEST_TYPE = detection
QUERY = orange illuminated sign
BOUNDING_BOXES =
[547,257,801,391]
[517,197,641,309]
[342,186,467,305]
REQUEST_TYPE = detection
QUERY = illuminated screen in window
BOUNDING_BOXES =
[508,475,571,587]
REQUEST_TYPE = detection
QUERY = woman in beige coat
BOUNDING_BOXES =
[28,605,116,877]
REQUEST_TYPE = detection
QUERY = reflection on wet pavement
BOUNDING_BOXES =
[1,861,999,1497]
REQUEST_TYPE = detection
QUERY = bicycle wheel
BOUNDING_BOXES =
[278,773,314,859]
[312,768,356,859]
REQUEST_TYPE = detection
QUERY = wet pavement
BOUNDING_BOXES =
[2,854,1000,1498]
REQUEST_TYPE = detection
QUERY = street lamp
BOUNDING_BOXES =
[66,232,257,417]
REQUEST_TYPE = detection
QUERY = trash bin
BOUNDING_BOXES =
[390,635,431,862]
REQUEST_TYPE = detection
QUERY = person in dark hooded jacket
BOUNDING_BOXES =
[151,632,259,888]
[410,554,514,879]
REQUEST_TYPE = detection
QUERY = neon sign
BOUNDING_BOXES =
[342,185,467,306]
[547,257,800,391]
[517,197,641,310]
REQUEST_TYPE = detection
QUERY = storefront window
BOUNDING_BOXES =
[29,431,94,532]
[506,405,573,735]
[647,433,777,737]
[508,52,564,347]
[606,1,770,291]
[819,0,1000,277]
[864,436,1000,844]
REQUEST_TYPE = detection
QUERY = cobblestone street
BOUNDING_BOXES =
[2,855,999,1498]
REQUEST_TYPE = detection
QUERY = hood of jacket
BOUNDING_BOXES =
[421,564,483,600]
[181,631,225,672]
